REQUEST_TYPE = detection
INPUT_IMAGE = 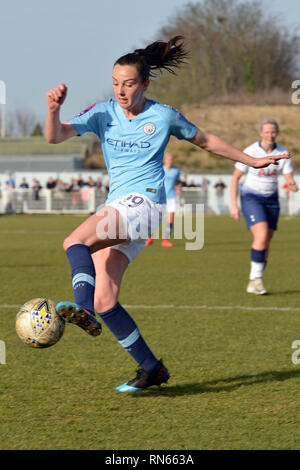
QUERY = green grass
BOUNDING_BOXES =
[0,135,95,155]
[1,214,300,450]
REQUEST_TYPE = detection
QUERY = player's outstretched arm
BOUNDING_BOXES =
[188,129,290,169]
[45,84,78,144]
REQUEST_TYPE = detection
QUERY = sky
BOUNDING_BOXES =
[1,0,300,127]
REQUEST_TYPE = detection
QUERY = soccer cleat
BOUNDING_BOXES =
[246,278,268,295]
[56,301,102,337]
[145,237,153,246]
[116,360,170,392]
[161,239,173,248]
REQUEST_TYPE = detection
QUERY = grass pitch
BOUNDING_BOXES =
[1,214,300,450]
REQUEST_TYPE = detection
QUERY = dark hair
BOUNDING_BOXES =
[114,36,188,83]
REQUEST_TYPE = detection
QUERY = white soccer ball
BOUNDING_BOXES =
[16,298,65,348]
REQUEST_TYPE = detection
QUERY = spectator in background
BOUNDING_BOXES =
[5,173,16,189]
[46,176,57,190]
[201,177,210,191]
[180,175,188,187]
[53,179,66,210]
[95,177,102,191]
[214,178,227,214]
[77,174,86,187]
[64,179,73,193]
[18,177,29,208]
[87,176,95,188]
[70,178,80,209]
[214,178,226,194]
[32,178,42,201]
[201,176,210,207]
[19,177,29,189]
[81,185,91,210]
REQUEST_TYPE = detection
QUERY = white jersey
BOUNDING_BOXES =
[235,141,293,196]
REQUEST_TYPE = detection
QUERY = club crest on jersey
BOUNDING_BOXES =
[77,103,96,117]
[144,123,156,135]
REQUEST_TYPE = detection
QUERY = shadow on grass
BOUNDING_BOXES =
[267,290,300,296]
[131,368,300,397]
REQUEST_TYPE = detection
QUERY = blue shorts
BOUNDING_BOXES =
[241,191,280,230]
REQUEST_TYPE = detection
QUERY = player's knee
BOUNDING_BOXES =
[253,231,268,247]
[62,235,81,252]
[62,236,72,252]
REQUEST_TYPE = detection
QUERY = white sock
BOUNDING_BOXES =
[249,261,265,280]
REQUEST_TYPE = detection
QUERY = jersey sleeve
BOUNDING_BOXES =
[68,103,102,136]
[234,145,253,173]
[168,107,197,140]
[234,161,248,173]
[282,157,294,174]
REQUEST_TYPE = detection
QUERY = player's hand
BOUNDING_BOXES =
[230,206,240,220]
[251,153,290,169]
[289,182,298,192]
[46,83,67,113]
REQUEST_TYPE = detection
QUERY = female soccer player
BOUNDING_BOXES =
[230,118,297,295]
[145,152,181,247]
[46,37,288,392]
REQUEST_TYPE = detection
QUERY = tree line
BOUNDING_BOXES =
[148,0,300,107]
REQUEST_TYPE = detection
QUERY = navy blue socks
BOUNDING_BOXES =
[66,244,95,313]
[66,245,160,373]
[98,303,160,373]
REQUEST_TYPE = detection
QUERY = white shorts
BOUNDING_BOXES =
[107,193,166,262]
[166,198,177,213]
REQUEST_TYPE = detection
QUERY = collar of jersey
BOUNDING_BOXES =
[113,97,151,122]
[258,141,277,152]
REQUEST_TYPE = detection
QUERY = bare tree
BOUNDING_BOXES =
[15,109,37,137]
[148,0,300,106]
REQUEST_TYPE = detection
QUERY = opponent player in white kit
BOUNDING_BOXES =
[46,38,288,392]
[145,153,181,247]
[230,118,297,295]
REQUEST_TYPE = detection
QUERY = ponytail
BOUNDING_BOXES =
[115,36,188,82]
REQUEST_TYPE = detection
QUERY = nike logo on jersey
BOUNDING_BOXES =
[107,123,117,127]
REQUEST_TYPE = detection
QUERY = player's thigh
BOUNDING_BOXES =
[241,194,267,229]
[63,206,127,252]
[92,247,129,313]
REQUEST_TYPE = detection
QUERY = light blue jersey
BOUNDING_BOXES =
[69,98,197,204]
[164,166,180,199]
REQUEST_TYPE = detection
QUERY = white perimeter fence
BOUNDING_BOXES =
[1,173,300,216]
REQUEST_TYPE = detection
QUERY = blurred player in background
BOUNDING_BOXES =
[146,153,181,247]
[230,118,297,295]
[46,37,289,392]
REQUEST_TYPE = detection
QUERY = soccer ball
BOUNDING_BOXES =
[16,298,65,348]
